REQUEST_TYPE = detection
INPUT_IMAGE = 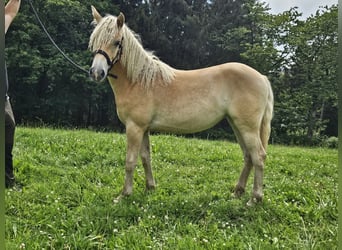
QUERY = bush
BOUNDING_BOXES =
[322,136,338,148]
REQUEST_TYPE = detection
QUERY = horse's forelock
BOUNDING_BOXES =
[89,15,119,51]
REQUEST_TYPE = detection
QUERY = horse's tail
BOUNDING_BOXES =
[260,76,274,151]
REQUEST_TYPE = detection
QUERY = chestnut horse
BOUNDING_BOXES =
[88,6,273,205]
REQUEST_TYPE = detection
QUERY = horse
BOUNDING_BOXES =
[88,6,274,206]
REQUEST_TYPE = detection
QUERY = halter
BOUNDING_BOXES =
[93,37,123,79]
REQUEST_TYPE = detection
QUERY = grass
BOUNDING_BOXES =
[5,127,338,249]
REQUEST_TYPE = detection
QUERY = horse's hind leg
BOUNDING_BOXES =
[250,148,266,206]
[234,151,253,197]
[242,132,266,205]
[228,114,266,205]
[140,131,156,191]
[227,118,253,197]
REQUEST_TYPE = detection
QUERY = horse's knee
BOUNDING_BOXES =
[125,157,137,170]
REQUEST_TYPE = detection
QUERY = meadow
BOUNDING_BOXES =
[5,127,338,249]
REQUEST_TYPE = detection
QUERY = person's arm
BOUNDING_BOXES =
[5,0,21,34]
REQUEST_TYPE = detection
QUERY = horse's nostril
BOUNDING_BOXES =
[89,67,94,76]
[100,70,105,79]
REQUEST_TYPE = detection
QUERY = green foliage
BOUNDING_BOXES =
[322,136,338,149]
[6,0,119,128]
[4,1,338,145]
[270,6,338,145]
[5,127,338,249]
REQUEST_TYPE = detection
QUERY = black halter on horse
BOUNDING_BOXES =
[93,37,124,79]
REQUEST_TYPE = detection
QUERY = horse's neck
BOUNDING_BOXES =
[107,63,136,96]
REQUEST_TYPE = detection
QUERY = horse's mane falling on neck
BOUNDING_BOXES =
[89,15,175,88]
[121,25,175,88]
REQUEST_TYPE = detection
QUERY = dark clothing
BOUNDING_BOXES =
[5,99,16,186]
[5,61,8,100]
[5,62,16,187]
[5,99,15,151]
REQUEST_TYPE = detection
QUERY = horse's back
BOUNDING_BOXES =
[174,62,271,113]
[174,62,269,94]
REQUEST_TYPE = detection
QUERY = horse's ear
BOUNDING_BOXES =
[91,5,102,25]
[117,12,125,29]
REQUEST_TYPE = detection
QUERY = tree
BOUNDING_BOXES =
[272,5,338,145]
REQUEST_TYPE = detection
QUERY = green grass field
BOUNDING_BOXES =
[5,127,338,249]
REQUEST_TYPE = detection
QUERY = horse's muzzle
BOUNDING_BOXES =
[89,67,106,82]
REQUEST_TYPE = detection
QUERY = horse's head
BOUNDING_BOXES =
[89,6,125,82]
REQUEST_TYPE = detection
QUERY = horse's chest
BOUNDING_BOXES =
[115,98,152,126]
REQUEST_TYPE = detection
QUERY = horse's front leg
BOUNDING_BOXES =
[121,123,145,196]
[140,131,156,191]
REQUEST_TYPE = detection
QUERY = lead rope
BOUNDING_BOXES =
[28,0,89,75]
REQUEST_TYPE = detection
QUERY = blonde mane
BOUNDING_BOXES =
[89,15,175,88]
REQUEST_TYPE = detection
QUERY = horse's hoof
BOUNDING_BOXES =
[246,196,263,206]
[246,199,255,207]
[145,184,156,193]
[233,186,245,198]
[113,195,123,204]
[114,189,133,203]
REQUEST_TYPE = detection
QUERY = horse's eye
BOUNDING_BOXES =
[114,41,121,47]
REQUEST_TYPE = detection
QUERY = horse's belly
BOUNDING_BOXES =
[150,109,225,134]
